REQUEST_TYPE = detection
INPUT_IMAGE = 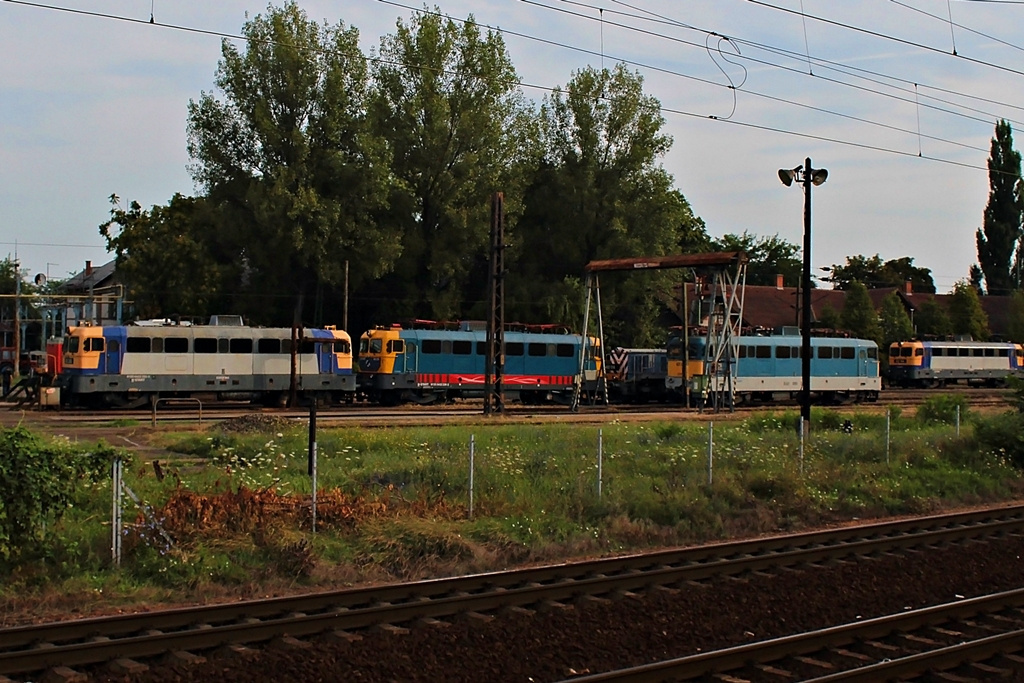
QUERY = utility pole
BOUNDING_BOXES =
[13,260,20,377]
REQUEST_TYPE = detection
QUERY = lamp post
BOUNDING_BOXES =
[779,158,828,434]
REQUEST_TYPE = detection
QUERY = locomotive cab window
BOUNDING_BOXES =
[386,339,403,354]
[755,345,771,359]
[556,343,574,357]
[817,347,833,359]
[422,339,442,354]
[528,343,547,357]
[840,347,855,359]
[776,346,791,359]
[85,337,105,352]
[868,347,877,359]
[334,340,351,354]
[453,340,473,355]
[506,342,524,356]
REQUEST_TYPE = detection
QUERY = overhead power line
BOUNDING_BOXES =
[0,0,1011,176]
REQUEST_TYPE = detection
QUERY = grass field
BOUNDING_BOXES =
[2,395,1022,623]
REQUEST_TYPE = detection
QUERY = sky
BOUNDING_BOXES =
[2,0,1023,294]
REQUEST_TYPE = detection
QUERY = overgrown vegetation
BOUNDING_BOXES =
[2,398,1023,620]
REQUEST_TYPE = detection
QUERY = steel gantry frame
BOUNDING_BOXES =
[571,251,748,412]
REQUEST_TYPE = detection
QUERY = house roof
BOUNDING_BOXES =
[680,282,1014,338]
[60,260,117,293]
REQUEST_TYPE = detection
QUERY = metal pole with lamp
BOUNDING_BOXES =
[779,158,827,435]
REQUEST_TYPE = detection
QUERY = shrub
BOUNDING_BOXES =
[973,412,1024,469]
[916,394,969,426]
[0,427,120,564]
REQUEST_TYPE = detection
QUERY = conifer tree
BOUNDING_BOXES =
[976,120,1023,295]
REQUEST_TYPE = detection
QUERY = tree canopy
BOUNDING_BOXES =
[825,254,935,293]
[361,9,531,325]
[186,1,392,324]
[839,281,882,345]
[509,65,708,345]
[914,298,953,339]
[714,232,800,287]
[948,280,990,341]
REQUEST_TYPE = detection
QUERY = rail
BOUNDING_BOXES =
[3,504,1024,679]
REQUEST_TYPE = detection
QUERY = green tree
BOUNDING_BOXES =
[1008,291,1024,343]
[839,281,881,344]
[825,254,935,293]
[878,291,914,349]
[367,9,531,323]
[186,2,392,325]
[100,194,233,319]
[976,119,1023,296]
[948,280,990,340]
[914,298,952,338]
[714,232,801,287]
[511,65,709,345]
[817,302,841,331]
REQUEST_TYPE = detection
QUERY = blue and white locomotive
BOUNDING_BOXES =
[671,332,881,405]
[61,317,355,407]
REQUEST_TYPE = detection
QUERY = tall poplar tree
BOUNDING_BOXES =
[512,65,709,345]
[368,9,531,323]
[186,2,392,325]
[975,119,1023,296]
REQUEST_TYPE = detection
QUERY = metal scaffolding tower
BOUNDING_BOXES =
[573,251,748,412]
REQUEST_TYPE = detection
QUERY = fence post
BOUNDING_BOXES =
[956,405,961,437]
[111,457,122,567]
[597,429,603,498]
[886,409,891,465]
[308,396,317,533]
[469,435,475,519]
[799,417,804,476]
[707,421,713,486]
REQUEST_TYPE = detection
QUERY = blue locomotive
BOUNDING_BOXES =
[356,321,601,405]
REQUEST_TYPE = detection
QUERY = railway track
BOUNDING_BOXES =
[3,504,1024,681]
[16,386,1014,426]
[564,589,1024,682]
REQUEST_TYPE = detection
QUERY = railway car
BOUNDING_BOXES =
[888,339,1024,387]
[605,348,670,403]
[667,331,881,405]
[356,321,600,405]
[61,318,355,407]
